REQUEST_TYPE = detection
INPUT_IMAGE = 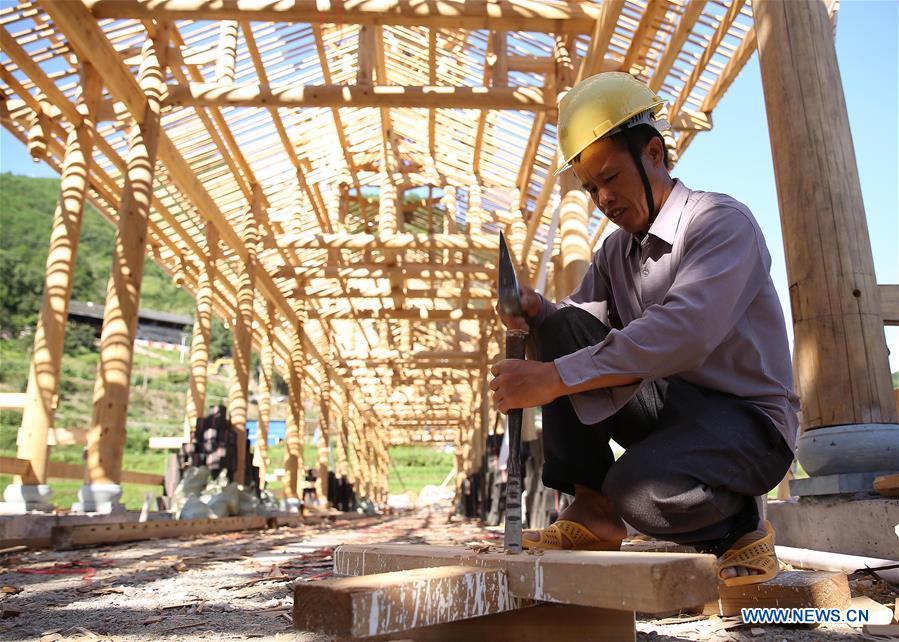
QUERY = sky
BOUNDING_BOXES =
[1,0,897,369]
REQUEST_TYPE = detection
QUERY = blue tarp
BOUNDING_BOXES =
[246,419,286,445]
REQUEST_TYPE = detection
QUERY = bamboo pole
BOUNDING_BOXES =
[183,223,218,442]
[15,64,101,497]
[83,28,168,499]
[755,0,897,430]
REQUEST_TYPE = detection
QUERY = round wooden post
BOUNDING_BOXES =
[554,34,592,296]
[78,29,168,513]
[8,64,102,511]
[283,323,305,510]
[441,186,457,234]
[755,0,897,476]
[182,223,218,442]
[378,178,398,236]
[229,184,261,485]
[467,184,484,235]
[315,377,331,507]
[254,304,275,489]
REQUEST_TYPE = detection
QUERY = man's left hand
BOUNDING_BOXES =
[489,359,564,414]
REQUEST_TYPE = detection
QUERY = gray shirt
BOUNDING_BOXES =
[535,180,800,451]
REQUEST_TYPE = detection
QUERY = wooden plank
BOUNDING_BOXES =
[0,456,31,477]
[149,436,186,449]
[293,566,518,638]
[1,457,162,485]
[334,544,717,613]
[0,392,26,410]
[369,603,635,642]
[16,427,87,447]
[50,515,267,549]
[702,571,850,617]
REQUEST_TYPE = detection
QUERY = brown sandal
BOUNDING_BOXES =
[717,520,779,587]
[522,520,621,551]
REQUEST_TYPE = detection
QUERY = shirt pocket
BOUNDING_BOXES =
[640,258,670,307]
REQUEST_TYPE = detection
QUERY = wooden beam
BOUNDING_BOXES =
[313,309,494,321]
[86,0,607,33]
[334,544,718,613]
[298,287,493,300]
[648,0,706,92]
[283,264,496,280]
[270,232,497,251]
[163,83,711,129]
[51,515,266,549]
[293,566,518,638]
[166,83,544,110]
[0,457,163,486]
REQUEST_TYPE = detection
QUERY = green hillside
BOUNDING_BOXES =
[0,172,195,334]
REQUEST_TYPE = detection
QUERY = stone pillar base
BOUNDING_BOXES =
[72,483,125,514]
[2,484,54,513]
[797,423,899,476]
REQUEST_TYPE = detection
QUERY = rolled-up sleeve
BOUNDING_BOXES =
[555,207,769,423]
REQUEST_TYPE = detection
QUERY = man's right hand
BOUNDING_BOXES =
[495,286,541,331]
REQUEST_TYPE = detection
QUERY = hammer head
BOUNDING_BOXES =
[498,232,524,318]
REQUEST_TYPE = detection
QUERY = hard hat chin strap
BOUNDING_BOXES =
[623,128,657,224]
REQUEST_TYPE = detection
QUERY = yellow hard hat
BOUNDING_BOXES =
[556,72,666,175]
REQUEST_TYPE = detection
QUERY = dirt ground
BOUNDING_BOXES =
[0,504,893,641]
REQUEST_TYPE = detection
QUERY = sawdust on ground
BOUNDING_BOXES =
[0,505,893,641]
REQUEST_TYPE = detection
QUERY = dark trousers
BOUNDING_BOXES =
[535,307,793,555]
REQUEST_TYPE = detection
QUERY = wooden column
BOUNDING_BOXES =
[558,172,591,296]
[84,29,168,494]
[15,64,102,494]
[755,0,897,430]
[182,223,218,442]
[378,177,399,235]
[467,184,484,235]
[229,184,261,484]
[554,33,592,296]
[316,376,331,506]
[254,303,275,489]
[283,321,305,506]
[215,21,239,84]
[441,186,457,234]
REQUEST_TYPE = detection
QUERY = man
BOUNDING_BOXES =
[489,72,799,587]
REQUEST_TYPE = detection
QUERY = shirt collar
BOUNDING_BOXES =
[627,179,689,257]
